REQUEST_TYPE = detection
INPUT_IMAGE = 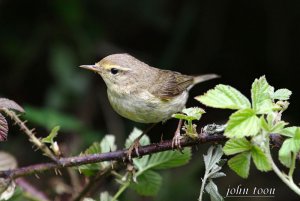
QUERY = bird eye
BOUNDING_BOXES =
[110,68,119,75]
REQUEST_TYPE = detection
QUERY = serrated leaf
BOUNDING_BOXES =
[260,116,270,132]
[210,172,226,179]
[0,113,8,141]
[205,180,224,201]
[0,98,24,113]
[204,145,223,171]
[225,109,260,138]
[146,148,191,170]
[278,129,300,167]
[228,152,251,178]
[182,107,205,120]
[251,146,271,171]
[251,76,274,114]
[100,135,117,168]
[125,127,150,148]
[172,113,189,121]
[100,135,117,153]
[278,139,297,167]
[279,126,299,137]
[42,126,60,144]
[272,88,292,100]
[100,191,115,201]
[78,142,102,176]
[130,170,162,196]
[270,121,288,133]
[195,84,251,110]
[223,138,252,155]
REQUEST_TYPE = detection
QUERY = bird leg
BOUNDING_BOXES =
[127,123,156,161]
[172,119,183,149]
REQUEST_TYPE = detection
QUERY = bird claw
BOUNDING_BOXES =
[127,139,141,161]
[172,119,183,151]
[172,131,183,150]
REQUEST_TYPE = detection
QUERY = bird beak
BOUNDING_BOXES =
[79,65,99,72]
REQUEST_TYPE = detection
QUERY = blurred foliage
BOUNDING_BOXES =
[0,0,299,200]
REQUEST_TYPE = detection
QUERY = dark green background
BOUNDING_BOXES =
[0,0,299,200]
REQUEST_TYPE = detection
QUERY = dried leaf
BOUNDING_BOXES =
[0,152,17,200]
[0,98,24,113]
[0,113,8,141]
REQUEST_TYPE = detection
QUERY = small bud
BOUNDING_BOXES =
[51,141,61,156]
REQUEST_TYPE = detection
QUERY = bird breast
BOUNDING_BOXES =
[107,88,188,123]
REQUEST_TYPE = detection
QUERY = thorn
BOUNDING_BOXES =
[35,174,40,179]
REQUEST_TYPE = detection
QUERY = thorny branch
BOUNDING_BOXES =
[0,131,226,180]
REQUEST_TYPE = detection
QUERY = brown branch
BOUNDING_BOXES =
[0,132,226,180]
[3,109,58,161]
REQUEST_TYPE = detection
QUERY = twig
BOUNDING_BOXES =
[72,162,120,201]
[3,109,57,162]
[0,132,226,180]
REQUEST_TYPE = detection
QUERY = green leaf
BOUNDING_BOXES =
[279,138,297,167]
[100,135,117,168]
[270,121,288,133]
[251,76,274,114]
[223,138,252,155]
[42,126,60,144]
[182,107,205,120]
[100,135,117,153]
[130,170,162,196]
[78,142,102,176]
[251,146,271,171]
[278,128,300,167]
[146,148,191,170]
[272,88,292,100]
[195,84,251,110]
[228,152,251,178]
[225,109,260,138]
[205,180,224,201]
[125,127,150,148]
[24,106,83,131]
[172,113,189,121]
[260,116,270,132]
[279,126,299,137]
[172,107,205,121]
[203,145,223,171]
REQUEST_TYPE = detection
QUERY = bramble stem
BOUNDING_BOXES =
[3,109,57,162]
[0,131,226,179]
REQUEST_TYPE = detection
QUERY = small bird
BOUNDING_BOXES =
[80,54,218,156]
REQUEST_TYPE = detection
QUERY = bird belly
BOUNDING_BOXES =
[107,89,188,123]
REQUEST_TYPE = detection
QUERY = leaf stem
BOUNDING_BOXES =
[288,153,296,181]
[198,173,207,201]
[265,137,300,196]
[111,182,130,201]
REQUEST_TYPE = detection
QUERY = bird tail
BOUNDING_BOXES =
[193,74,220,85]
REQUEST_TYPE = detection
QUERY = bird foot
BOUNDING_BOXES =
[172,119,183,151]
[127,138,141,161]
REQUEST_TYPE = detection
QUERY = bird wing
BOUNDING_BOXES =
[149,70,194,99]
